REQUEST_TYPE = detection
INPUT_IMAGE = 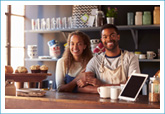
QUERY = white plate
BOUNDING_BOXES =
[38,56,52,59]
[16,88,44,92]
[16,88,46,97]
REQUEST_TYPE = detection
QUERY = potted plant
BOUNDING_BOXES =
[106,7,118,24]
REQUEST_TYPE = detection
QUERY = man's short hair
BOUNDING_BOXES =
[101,24,119,35]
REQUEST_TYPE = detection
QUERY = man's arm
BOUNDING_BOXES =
[128,54,141,76]
[77,85,98,93]
[77,83,121,94]
[77,77,120,93]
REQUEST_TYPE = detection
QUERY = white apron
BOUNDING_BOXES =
[99,51,126,84]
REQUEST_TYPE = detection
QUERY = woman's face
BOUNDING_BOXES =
[70,35,86,59]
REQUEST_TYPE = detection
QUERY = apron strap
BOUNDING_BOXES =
[120,50,126,81]
[101,50,126,78]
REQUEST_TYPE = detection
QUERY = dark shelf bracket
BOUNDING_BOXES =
[61,32,71,41]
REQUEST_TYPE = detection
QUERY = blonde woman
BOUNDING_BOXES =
[56,31,94,92]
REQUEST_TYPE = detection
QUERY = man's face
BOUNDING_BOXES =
[101,28,120,51]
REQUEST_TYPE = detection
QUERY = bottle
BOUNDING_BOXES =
[153,6,160,25]
[135,11,142,25]
[127,12,134,25]
[143,11,151,25]
[95,11,104,27]
[149,76,160,102]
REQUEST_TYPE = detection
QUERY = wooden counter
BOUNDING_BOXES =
[5,91,160,109]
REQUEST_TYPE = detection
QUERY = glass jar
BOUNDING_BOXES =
[127,12,134,25]
[95,11,104,27]
[149,77,160,102]
[153,6,160,25]
[135,11,142,25]
[143,11,151,25]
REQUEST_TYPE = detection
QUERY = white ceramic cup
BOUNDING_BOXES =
[90,39,100,52]
[147,51,156,59]
[120,84,125,90]
[27,45,37,50]
[27,51,37,58]
[139,54,146,59]
[97,86,111,98]
[110,86,121,100]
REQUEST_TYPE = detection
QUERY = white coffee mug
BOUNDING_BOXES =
[97,86,111,98]
[110,86,121,100]
[147,51,156,59]
[139,54,146,59]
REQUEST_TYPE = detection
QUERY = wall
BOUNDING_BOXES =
[86,5,160,77]
[25,5,72,88]
[25,5,160,90]
[102,5,160,78]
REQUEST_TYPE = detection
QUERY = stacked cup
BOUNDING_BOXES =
[90,39,100,53]
[27,45,38,59]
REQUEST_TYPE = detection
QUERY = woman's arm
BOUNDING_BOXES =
[77,85,98,93]
[56,59,66,91]
[56,59,79,92]
[77,84,121,94]
[77,77,120,93]
[58,78,78,92]
[56,66,92,92]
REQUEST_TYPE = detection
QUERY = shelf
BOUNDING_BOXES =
[118,25,160,30]
[5,73,52,82]
[25,58,59,61]
[25,25,160,50]
[24,25,160,33]
[139,59,160,62]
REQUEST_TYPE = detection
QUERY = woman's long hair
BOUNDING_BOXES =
[62,31,93,73]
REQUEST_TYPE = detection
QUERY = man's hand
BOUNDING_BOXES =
[87,77,103,87]
[77,71,104,87]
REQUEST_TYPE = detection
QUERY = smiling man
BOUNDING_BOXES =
[77,24,140,93]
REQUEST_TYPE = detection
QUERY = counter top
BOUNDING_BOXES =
[5,91,160,109]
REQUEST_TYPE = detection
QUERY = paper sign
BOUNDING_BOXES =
[91,9,98,15]
[87,15,95,27]
[81,14,89,23]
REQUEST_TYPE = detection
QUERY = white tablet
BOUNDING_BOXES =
[118,73,148,101]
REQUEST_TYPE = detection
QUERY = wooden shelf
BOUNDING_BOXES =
[5,73,52,82]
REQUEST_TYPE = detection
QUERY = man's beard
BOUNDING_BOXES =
[104,40,119,51]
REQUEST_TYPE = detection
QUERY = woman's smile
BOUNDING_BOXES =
[70,35,86,61]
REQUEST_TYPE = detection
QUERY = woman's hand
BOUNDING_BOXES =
[76,71,95,87]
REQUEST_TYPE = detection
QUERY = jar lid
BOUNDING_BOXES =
[134,51,141,54]
[154,7,160,10]
[150,76,160,81]
[136,11,142,15]
[144,11,151,14]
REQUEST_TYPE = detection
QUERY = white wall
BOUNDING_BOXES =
[25,5,72,88]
